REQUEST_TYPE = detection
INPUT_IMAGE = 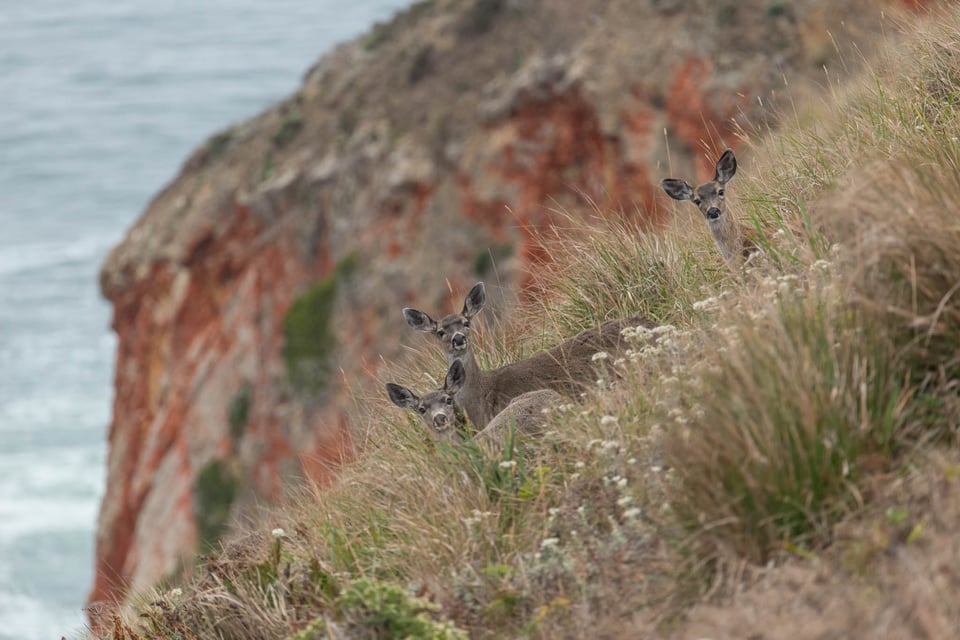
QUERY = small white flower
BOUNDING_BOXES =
[540,537,560,549]
[692,296,718,312]
[499,460,517,470]
[271,528,287,539]
[591,351,610,362]
[169,588,183,599]
[575,461,585,469]
[651,465,663,473]
[627,457,637,465]
[623,507,642,520]
[616,477,628,489]
[617,496,632,506]
[600,415,618,427]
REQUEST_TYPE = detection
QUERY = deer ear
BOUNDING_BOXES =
[403,308,437,332]
[660,179,694,201]
[445,360,466,395]
[386,383,419,410]
[714,149,737,184]
[462,282,486,318]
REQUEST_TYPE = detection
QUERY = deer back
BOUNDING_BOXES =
[475,388,564,445]
[469,317,651,426]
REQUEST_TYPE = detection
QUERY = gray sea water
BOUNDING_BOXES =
[0,1,410,637]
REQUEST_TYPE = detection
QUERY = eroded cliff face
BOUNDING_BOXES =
[91,0,916,610]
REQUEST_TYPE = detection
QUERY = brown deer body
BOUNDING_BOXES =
[403,283,651,429]
[661,149,758,267]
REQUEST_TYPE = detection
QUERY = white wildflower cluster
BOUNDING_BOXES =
[812,259,831,273]
[461,509,496,528]
[622,507,642,520]
[777,273,800,296]
[498,460,517,470]
[692,296,720,313]
[591,350,610,362]
[587,438,621,455]
[271,528,287,539]
[599,414,618,427]
[602,474,628,489]
[540,537,560,550]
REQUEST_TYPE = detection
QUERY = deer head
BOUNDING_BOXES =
[661,149,749,265]
[403,282,485,365]
[385,360,468,440]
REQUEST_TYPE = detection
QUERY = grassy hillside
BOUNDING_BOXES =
[104,7,960,639]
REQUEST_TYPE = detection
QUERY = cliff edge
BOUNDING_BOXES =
[91,0,916,610]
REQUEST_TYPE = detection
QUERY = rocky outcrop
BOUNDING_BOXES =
[90,0,911,612]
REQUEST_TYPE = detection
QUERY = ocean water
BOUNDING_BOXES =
[0,1,410,637]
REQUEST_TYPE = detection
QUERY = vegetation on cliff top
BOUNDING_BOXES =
[107,8,960,639]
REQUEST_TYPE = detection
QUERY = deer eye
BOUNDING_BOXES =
[444,396,453,405]
[436,329,446,338]
[693,198,701,205]
[418,406,427,415]
[718,189,725,196]
[463,320,470,328]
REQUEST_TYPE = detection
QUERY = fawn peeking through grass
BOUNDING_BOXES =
[661,148,759,267]
[403,282,651,429]
[386,359,563,444]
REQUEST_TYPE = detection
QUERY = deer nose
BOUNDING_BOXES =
[452,333,466,349]
[707,207,721,220]
[434,413,448,427]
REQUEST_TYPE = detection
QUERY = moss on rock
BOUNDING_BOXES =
[282,254,358,396]
[193,460,238,553]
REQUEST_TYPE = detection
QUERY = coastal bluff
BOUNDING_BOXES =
[91,0,922,611]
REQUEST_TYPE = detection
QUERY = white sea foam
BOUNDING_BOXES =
[0,2,413,638]
[0,236,114,278]
[0,591,85,640]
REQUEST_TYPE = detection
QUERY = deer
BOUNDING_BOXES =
[403,282,652,429]
[385,359,563,445]
[661,148,759,267]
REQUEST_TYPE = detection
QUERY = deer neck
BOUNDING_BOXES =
[451,349,491,428]
[709,214,744,263]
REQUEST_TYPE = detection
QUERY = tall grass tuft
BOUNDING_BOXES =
[664,283,909,562]
[525,209,727,339]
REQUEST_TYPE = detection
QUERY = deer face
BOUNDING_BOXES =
[385,360,467,440]
[403,282,486,364]
[661,149,737,235]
